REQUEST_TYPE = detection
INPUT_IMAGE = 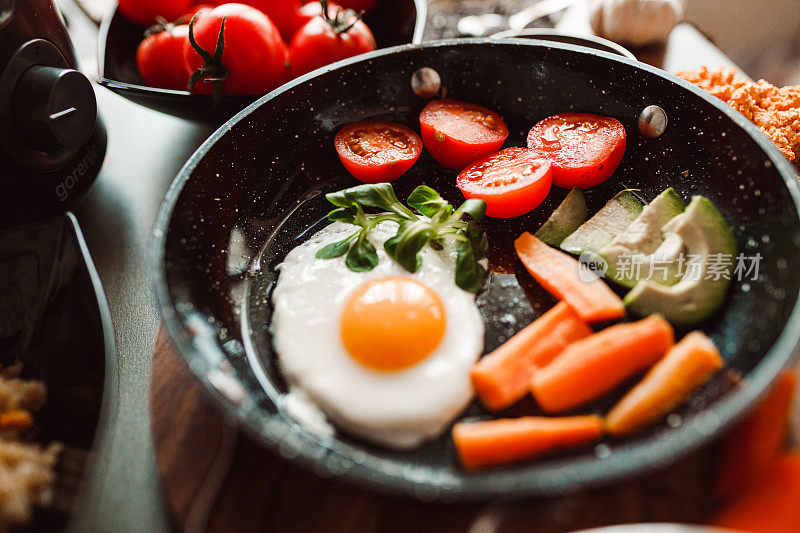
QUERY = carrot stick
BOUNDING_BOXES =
[471,302,593,411]
[452,415,603,470]
[604,331,724,437]
[709,452,800,532]
[531,315,674,413]
[715,369,798,501]
[514,232,625,323]
[0,409,32,430]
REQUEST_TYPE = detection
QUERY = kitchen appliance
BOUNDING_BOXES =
[0,0,106,229]
[0,2,115,527]
[151,39,800,500]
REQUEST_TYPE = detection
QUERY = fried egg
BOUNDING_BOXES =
[271,220,485,449]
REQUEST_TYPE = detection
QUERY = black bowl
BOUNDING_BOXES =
[97,0,427,122]
[0,213,116,527]
[151,39,800,500]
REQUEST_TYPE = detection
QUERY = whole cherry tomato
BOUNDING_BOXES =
[288,0,375,78]
[334,121,423,183]
[184,3,289,96]
[179,3,215,21]
[225,0,302,38]
[457,148,552,218]
[419,99,509,171]
[289,1,342,36]
[118,0,193,25]
[332,0,377,11]
[136,22,193,90]
[527,113,626,189]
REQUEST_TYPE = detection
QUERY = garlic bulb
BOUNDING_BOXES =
[590,0,685,47]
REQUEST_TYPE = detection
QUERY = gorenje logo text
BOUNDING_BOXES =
[55,144,100,202]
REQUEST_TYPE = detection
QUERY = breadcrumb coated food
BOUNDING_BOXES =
[677,66,800,162]
[0,368,59,528]
[0,440,61,527]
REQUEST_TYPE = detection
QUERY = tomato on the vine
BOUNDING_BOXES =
[136,22,193,91]
[334,121,423,183]
[290,1,342,36]
[334,0,377,11]
[527,113,626,189]
[230,0,302,39]
[119,0,193,25]
[288,0,375,78]
[456,148,552,218]
[180,3,215,21]
[184,3,289,97]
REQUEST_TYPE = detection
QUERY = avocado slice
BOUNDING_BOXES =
[535,188,588,246]
[601,188,686,288]
[624,196,737,326]
[560,190,644,256]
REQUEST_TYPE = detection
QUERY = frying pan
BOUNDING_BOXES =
[151,39,800,500]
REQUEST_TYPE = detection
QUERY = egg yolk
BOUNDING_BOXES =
[341,276,446,372]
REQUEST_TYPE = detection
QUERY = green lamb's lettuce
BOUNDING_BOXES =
[315,183,488,292]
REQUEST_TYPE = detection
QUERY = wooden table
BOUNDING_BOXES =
[145,4,755,533]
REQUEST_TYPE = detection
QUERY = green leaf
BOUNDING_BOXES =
[325,189,358,209]
[384,219,434,272]
[326,183,415,219]
[454,239,487,293]
[327,207,356,223]
[345,234,378,271]
[407,185,452,218]
[349,183,401,210]
[464,221,489,260]
[455,198,487,222]
[315,233,356,259]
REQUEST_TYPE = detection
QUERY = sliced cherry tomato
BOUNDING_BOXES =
[136,23,192,90]
[288,2,376,78]
[334,121,423,183]
[419,99,509,171]
[527,113,626,189]
[456,148,552,218]
[184,4,289,96]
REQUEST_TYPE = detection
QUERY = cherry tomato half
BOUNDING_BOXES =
[527,113,626,189]
[456,148,552,218]
[419,99,509,171]
[334,121,423,183]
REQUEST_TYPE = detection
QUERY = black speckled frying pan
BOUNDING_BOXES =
[150,39,800,500]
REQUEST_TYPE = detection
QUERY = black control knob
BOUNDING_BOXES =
[12,65,97,151]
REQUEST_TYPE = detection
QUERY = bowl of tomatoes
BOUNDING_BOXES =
[98,0,426,122]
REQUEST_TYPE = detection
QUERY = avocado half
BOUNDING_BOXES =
[624,196,738,326]
[601,188,686,289]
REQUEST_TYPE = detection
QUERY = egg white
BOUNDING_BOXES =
[271,220,485,450]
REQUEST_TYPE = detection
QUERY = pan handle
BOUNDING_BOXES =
[490,29,638,62]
